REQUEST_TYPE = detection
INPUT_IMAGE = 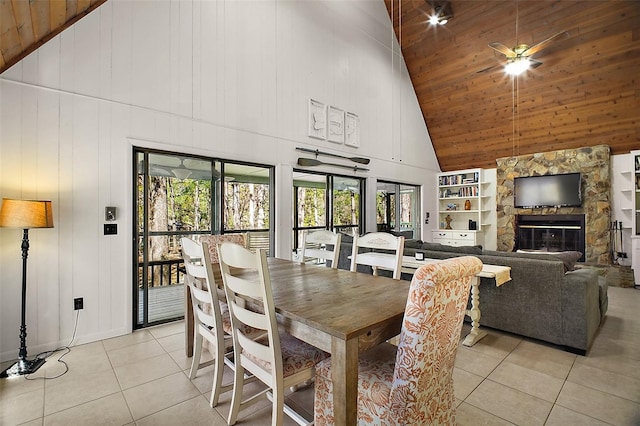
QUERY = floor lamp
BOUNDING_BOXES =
[0,198,54,378]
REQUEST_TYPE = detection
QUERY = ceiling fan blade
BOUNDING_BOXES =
[522,30,569,57]
[529,58,543,69]
[476,63,502,73]
[488,42,516,57]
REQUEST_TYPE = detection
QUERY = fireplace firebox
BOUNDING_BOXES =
[515,214,586,262]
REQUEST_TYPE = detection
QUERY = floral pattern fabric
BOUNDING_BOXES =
[199,234,246,264]
[314,256,483,425]
[245,332,329,378]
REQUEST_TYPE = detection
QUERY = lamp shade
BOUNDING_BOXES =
[0,198,54,229]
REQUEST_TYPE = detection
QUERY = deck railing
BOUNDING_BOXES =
[139,258,185,288]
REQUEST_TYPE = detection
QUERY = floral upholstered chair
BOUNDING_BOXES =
[314,256,483,425]
[199,233,246,264]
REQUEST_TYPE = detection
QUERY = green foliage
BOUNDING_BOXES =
[167,179,212,231]
[333,190,359,226]
[297,187,326,227]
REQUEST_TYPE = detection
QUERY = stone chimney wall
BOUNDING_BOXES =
[496,145,611,264]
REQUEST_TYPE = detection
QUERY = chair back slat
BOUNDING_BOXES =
[224,274,263,299]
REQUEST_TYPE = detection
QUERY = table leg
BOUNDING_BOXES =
[463,276,487,346]
[331,336,359,425]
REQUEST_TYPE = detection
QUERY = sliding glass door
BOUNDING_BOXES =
[376,181,421,238]
[134,148,273,329]
[292,170,364,252]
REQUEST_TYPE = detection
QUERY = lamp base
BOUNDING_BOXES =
[0,357,46,378]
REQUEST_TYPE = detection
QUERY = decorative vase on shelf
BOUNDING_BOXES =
[464,199,471,210]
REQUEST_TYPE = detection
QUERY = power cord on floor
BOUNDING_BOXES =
[25,309,80,380]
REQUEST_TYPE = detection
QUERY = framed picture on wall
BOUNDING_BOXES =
[308,99,327,140]
[328,106,344,144]
[345,112,360,148]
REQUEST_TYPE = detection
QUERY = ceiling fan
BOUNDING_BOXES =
[486,30,569,75]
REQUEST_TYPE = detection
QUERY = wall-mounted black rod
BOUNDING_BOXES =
[296,147,370,165]
[297,157,369,172]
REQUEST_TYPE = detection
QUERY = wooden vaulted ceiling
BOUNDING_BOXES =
[0,0,106,75]
[386,0,640,171]
[1,1,638,172]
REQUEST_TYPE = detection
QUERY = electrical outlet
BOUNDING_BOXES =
[74,297,84,310]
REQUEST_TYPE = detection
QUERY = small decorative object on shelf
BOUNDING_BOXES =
[446,203,457,211]
[464,199,471,210]
[445,215,453,229]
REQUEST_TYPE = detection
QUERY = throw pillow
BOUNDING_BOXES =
[516,250,583,271]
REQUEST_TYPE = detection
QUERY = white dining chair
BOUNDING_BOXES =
[182,237,260,408]
[181,237,234,407]
[298,229,342,268]
[217,242,329,426]
[350,232,405,280]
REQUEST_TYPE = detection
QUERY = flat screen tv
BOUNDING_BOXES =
[514,173,582,208]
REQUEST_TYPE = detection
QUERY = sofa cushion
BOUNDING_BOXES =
[421,242,482,255]
[339,233,353,244]
[389,230,415,239]
[404,239,423,249]
[516,250,582,271]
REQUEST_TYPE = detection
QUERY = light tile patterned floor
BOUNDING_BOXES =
[1,287,639,425]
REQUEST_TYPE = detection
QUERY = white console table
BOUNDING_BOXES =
[356,253,512,346]
[400,256,511,346]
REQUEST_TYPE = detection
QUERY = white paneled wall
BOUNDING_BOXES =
[0,0,439,361]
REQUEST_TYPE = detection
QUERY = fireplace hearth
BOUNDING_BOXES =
[515,214,586,262]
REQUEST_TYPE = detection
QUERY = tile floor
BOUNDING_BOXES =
[1,286,639,425]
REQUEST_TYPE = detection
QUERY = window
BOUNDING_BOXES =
[134,148,273,329]
[292,170,364,252]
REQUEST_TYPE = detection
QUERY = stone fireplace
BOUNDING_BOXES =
[496,145,611,264]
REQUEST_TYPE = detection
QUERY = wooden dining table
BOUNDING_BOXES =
[185,257,410,425]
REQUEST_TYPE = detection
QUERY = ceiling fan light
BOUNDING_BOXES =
[427,1,452,26]
[505,58,530,76]
[171,168,192,180]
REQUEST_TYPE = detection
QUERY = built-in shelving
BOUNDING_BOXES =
[631,150,640,285]
[436,168,493,246]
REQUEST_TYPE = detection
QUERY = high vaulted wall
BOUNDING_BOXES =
[0,0,438,361]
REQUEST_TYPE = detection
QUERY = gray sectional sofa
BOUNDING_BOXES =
[334,235,607,355]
